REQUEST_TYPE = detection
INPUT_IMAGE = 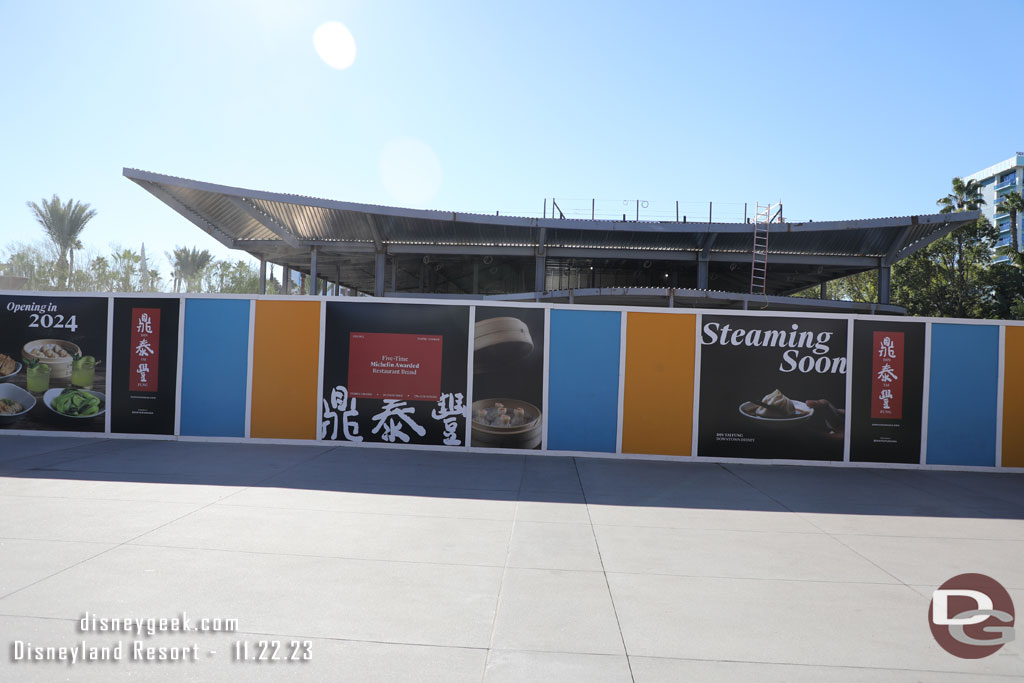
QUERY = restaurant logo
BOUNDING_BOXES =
[129,308,160,392]
[929,573,1015,658]
[870,332,903,419]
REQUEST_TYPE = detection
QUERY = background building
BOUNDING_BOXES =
[965,153,1024,262]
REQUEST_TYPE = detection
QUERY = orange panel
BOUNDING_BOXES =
[1003,327,1024,467]
[621,312,696,456]
[251,301,321,439]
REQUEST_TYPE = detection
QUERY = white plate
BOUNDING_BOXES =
[43,388,105,419]
[0,383,35,423]
[738,400,814,424]
[0,360,21,381]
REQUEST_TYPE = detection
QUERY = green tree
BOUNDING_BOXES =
[26,195,97,288]
[936,177,985,214]
[86,255,116,292]
[1,242,59,289]
[893,215,999,318]
[111,247,141,291]
[996,191,1024,267]
[981,262,1024,319]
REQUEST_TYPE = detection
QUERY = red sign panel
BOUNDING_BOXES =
[347,332,443,401]
[129,307,160,392]
[870,331,903,419]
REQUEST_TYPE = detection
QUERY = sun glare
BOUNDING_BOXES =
[313,21,357,70]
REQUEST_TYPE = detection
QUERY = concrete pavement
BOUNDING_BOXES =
[0,435,1022,681]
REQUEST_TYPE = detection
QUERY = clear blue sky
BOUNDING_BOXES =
[1,1,1022,274]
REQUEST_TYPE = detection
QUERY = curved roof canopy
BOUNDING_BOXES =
[124,168,979,311]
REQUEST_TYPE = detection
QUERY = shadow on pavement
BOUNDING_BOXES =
[1,435,1022,520]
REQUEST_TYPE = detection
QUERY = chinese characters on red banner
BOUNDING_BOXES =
[129,308,160,392]
[871,331,903,419]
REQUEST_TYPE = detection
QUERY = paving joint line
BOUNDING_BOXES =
[481,454,528,683]
[573,456,636,683]
[0,445,335,603]
[718,464,923,598]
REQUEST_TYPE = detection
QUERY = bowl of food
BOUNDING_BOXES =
[0,352,21,381]
[0,383,35,424]
[470,398,542,449]
[23,339,81,379]
[43,387,105,419]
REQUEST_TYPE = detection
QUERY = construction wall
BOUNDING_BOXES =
[0,290,1020,470]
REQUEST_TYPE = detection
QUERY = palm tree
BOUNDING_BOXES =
[26,195,97,288]
[170,246,213,292]
[111,248,141,291]
[996,191,1024,267]
[936,177,985,214]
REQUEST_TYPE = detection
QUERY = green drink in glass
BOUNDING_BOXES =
[26,360,51,393]
[71,355,96,390]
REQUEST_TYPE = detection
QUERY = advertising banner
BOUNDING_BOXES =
[320,302,469,446]
[0,294,108,432]
[471,306,545,449]
[697,314,848,460]
[850,320,925,463]
[111,298,180,435]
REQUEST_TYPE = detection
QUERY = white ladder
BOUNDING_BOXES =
[750,203,772,295]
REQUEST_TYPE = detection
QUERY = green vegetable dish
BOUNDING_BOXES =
[52,389,102,417]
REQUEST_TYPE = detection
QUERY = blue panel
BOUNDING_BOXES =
[547,309,621,453]
[926,324,999,466]
[180,299,250,437]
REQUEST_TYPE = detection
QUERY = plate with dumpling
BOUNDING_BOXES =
[739,388,814,425]
[0,353,21,381]
[0,383,35,424]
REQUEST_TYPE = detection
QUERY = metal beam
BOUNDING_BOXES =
[484,286,907,313]
[547,247,697,261]
[707,253,878,267]
[894,223,958,262]
[227,196,301,248]
[366,214,385,252]
[883,223,915,266]
[138,181,236,249]
[388,244,534,256]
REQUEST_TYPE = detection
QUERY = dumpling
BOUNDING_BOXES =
[757,388,796,417]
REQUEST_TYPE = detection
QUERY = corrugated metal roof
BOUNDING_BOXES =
[124,168,980,297]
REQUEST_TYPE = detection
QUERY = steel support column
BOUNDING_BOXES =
[310,247,318,296]
[374,252,386,298]
[282,266,290,294]
[878,265,891,305]
[259,258,267,295]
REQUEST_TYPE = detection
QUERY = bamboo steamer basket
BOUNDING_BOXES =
[470,398,542,449]
[474,317,534,373]
[22,339,80,379]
